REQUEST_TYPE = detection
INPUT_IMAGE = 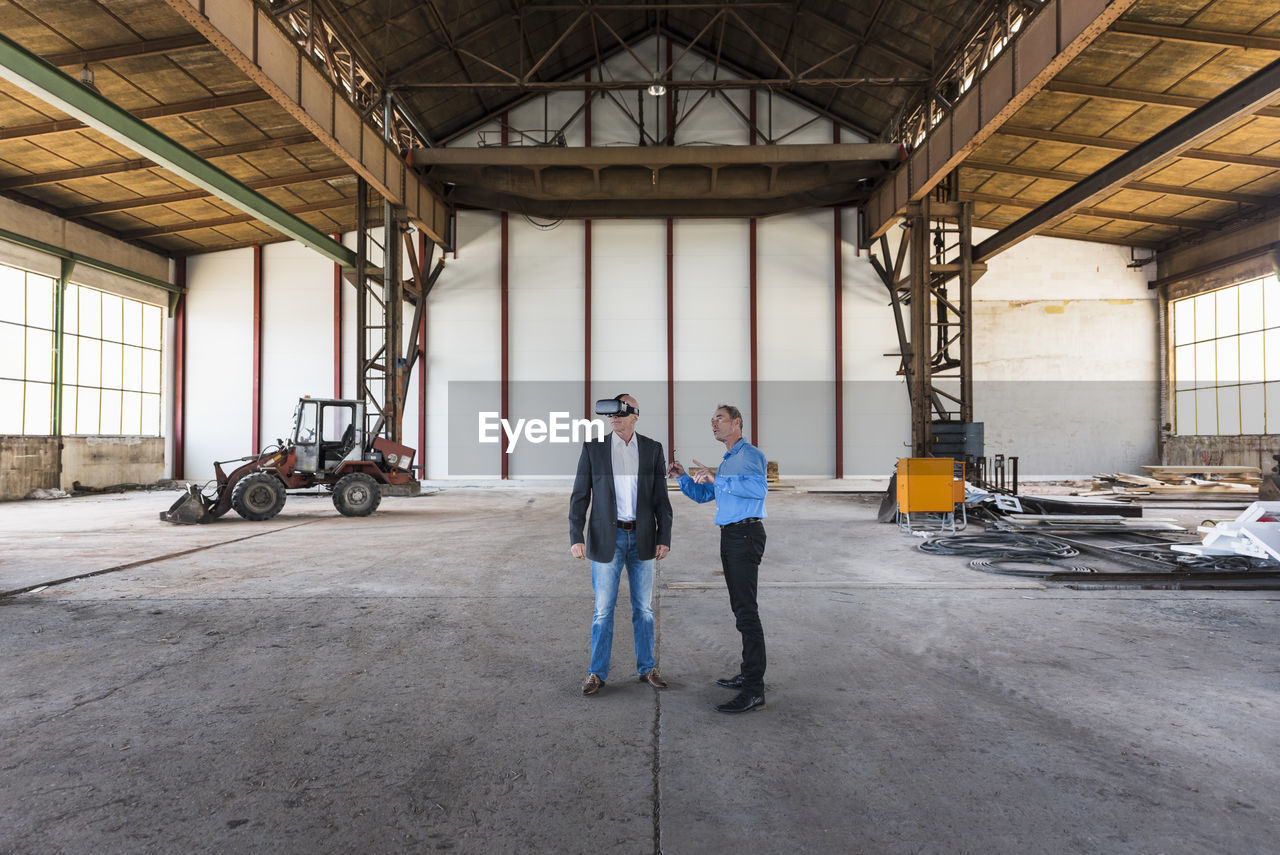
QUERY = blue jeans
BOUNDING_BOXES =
[589,529,656,682]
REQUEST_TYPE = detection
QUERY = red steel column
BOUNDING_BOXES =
[417,229,428,477]
[833,123,845,479]
[584,71,593,419]
[500,113,510,479]
[332,232,342,398]
[173,257,187,479]
[666,218,675,459]
[748,89,759,446]
[252,244,262,453]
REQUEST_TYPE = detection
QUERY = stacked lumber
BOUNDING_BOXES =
[1079,465,1260,502]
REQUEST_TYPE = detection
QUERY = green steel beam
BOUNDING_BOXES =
[0,30,356,269]
[0,225,176,293]
[51,257,75,437]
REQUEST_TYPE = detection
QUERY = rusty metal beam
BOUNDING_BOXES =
[996,125,1280,170]
[962,157,1273,206]
[1110,20,1280,52]
[0,90,271,140]
[41,33,209,67]
[1044,79,1280,120]
[0,133,317,189]
[976,55,1280,261]
[412,142,902,167]
[161,0,450,246]
[120,197,353,239]
[63,167,353,218]
[394,74,924,90]
[961,190,1219,229]
[865,0,1143,240]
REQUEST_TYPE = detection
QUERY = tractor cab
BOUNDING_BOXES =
[291,397,363,473]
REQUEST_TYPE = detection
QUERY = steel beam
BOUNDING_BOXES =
[0,90,272,141]
[120,198,353,239]
[161,0,450,247]
[64,167,353,218]
[0,30,356,268]
[976,55,1280,262]
[963,158,1273,206]
[1044,79,1280,120]
[0,225,176,294]
[412,142,902,168]
[42,33,209,67]
[864,0,1143,240]
[1110,20,1280,52]
[995,125,1280,170]
[0,134,317,190]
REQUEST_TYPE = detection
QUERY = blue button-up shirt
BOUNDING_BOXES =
[678,438,768,525]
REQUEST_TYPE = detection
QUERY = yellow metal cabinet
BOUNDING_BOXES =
[896,458,965,532]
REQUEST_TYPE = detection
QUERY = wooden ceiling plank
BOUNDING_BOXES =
[1044,79,1280,120]
[41,33,208,67]
[0,90,271,140]
[963,157,1272,205]
[120,196,354,239]
[1110,20,1280,52]
[976,55,1280,260]
[64,166,352,217]
[0,133,316,189]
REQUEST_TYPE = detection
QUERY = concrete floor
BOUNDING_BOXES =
[1,485,1278,854]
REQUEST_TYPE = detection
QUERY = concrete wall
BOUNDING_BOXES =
[1164,434,1280,471]
[60,436,164,491]
[0,436,59,500]
[0,435,162,500]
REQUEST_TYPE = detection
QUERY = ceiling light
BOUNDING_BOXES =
[646,82,666,97]
[79,64,99,94]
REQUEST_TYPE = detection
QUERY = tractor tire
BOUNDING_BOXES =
[333,472,381,517]
[231,472,287,521]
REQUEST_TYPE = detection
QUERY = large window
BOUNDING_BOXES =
[0,261,163,436]
[1172,275,1280,436]
[0,265,55,434]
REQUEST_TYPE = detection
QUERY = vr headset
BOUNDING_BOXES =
[595,397,639,417]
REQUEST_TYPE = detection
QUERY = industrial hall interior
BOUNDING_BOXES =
[3,0,1280,852]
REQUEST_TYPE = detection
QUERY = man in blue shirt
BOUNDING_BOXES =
[668,403,768,714]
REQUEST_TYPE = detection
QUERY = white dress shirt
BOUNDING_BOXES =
[611,431,639,521]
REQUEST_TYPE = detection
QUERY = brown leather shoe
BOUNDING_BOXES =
[581,674,604,696]
[639,668,668,689]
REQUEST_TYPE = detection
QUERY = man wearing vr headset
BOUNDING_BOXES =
[668,404,769,714]
[569,394,673,697]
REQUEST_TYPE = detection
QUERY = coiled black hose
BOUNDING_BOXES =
[918,532,1078,560]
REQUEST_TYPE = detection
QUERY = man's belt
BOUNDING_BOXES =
[617,519,637,531]
[721,517,762,528]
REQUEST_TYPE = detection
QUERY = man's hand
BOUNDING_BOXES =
[691,459,715,484]
[656,545,670,560]
[570,543,586,559]
[666,460,685,478]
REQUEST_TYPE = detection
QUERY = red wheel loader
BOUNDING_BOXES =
[161,397,419,524]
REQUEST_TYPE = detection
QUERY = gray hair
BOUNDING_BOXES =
[716,404,743,426]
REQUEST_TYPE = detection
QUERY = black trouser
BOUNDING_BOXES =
[719,521,767,694]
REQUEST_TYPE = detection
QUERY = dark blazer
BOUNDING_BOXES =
[569,433,674,563]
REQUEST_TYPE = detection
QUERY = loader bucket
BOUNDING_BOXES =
[160,485,215,524]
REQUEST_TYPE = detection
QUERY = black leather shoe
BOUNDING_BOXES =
[715,673,745,689]
[715,691,765,714]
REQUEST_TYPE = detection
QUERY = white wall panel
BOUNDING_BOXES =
[260,242,335,435]
[426,210,502,476]
[757,209,835,475]
[184,249,253,479]
[507,217,585,477]
[670,219,748,461]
